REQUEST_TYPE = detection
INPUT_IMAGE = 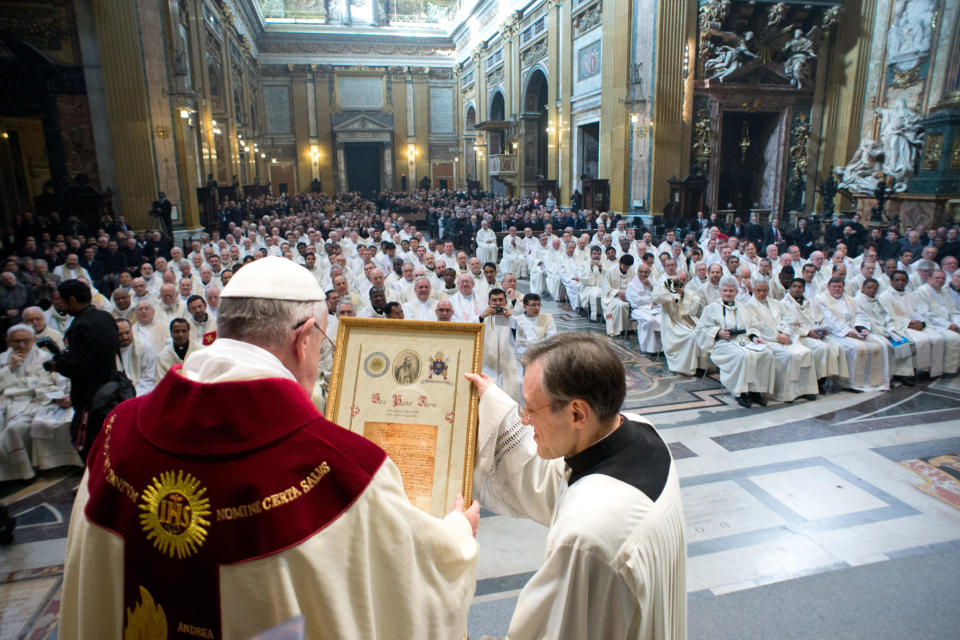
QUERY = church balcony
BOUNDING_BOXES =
[489,154,518,177]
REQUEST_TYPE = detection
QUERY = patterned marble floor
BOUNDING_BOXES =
[2,299,960,639]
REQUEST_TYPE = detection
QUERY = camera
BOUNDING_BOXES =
[36,337,61,356]
[494,307,505,314]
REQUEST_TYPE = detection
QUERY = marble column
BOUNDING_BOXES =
[336,144,347,192]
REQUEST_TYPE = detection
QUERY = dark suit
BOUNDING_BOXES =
[52,305,120,460]
[763,225,787,249]
[745,223,764,247]
[791,226,816,257]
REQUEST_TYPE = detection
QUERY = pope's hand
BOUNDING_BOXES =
[464,372,492,397]
[453,494,480,537]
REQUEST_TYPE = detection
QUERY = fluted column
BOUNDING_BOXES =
[599,0,633,211]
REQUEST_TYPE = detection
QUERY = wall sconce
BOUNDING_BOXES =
[406,144,417,160]
[180,108,190,119]
[512,141,518,151]
[272,158,277,164]
[309,145,320,162]
[1,132,8,139]
[213,127,222,135]
[260,152,266,159]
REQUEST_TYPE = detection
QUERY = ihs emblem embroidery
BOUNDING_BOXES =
[140,470,212,558]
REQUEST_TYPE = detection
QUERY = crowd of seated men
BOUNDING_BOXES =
[2,195,959,480]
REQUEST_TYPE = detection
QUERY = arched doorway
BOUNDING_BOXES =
[465,105,477,181]
[489,92,505,154]
[523,70,548,189]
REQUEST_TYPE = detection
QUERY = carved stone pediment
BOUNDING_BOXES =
[722,61,792,86]
[332,112,393,132]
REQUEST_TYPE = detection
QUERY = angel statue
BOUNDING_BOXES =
[783,29,816,89]
[704,32,758,82]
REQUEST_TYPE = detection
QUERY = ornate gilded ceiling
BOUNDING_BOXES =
[257,0,458,29]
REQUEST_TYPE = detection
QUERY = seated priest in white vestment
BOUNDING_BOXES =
[816,277,889,391]
[115,319,157,396]
[480,288,522,403]
[544,239,566,301]
[0,324,79,481]
[499,227,522,276]
[602,254,636,336]
[514,293,558,364]
[60,257,479,640]
[186,295,218,347]
[627,263,662,354]
[465,332,686,640]
[476,219,498,265]
[779,278,849,391]
[555,242,582,312]
[695,276,776,408]
[578,246,605,321]
[914,270,960,374]
[744,278,819,402]
[654,273,707,376]
[448,274,484,323]
[133,301,169,355]
[401,278,438,321]
[22,306,64,348]
[854,278,916,385]
[879,270,946,378]
[527,236,551,296]
[156,318,198,380]
[500,273,524,316]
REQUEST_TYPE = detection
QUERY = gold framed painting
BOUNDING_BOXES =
[327,318,484,518]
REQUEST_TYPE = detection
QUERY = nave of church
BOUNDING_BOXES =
[0,289,958,638]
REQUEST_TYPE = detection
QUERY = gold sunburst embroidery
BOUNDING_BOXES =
[139,470,212,559]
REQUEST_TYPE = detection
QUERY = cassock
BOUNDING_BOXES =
[626,277,662,354]
[482,315,522,403]
[744,297,819,401]
[473,385,686,640]
[556,253,582,310]
[602,266,636,336]
[135,320,169,355]
[778,294,849,381]
[694,299,776,397]
[527,245,550,295]
[815,291,888,391]
[60,339,478,640]
[156,341,198,380]
[914,283,960,374]
[653,289,706,376]
[878,287,945,377]
[500,234,521,275]
[853,292,914,377]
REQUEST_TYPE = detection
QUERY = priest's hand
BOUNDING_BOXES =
[777,333,792,345]
[717,328,732,340]
[464,372,492,397]
[908,320,925,331]
[453,494,480,537]
[846,330,862,340]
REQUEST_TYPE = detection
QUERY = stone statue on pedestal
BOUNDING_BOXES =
[878,99,925,192]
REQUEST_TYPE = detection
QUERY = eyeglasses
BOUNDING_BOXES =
[519,400,557,423]
[293,316,337,356]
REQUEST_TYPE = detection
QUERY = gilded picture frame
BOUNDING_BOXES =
[327,318,484,518]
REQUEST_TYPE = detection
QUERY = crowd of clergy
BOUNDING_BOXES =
[2,192,959,481]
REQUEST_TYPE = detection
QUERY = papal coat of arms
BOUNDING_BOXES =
[427,352,448,380]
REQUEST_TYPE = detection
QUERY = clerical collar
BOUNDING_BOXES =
[722,300,736,307]
[174,342,189,360]
[793,295,805,304]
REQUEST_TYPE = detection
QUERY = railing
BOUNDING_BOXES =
[489,154,518,176]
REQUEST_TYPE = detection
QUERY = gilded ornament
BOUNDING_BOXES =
[573,4,602,37]
[891,64,920,88]
[692,110,712,175]
[124,586,167,640]
[921,133,943,170]
[741,98,761,113]
[951,132,960,169]
[789,112,810,182]
[521,39,549,67]
[139,470,212,559]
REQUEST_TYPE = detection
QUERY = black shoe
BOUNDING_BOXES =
[802,394,818,401]
[750,392,768,406]
[817,378,826,394]
[736,394,752,408]
[902,375,916,387]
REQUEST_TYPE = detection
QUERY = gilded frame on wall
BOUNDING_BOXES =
[327,318,484,518]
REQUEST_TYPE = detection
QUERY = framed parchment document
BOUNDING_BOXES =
[327,318,484,518]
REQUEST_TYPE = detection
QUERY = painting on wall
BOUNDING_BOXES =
[578,40,602,81]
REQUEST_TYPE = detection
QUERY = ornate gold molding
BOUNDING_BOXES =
[951,132,960,169]
[573,3,602,37]
[922,133,943,170]
[521,39,548,67]
[891,63,921,88]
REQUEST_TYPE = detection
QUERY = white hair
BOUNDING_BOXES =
[218,298,324,351]
[7,323,35,338]
[719,275,739,289]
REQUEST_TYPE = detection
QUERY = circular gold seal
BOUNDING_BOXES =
[140,470,212,559]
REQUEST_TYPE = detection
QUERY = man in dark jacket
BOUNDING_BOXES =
[43,279,120,462]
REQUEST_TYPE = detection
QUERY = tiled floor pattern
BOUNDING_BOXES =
[1,296,959,639]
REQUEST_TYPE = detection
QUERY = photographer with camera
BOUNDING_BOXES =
[150,191,173,239]
[480,288,521,403]
[39,280,123,462]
